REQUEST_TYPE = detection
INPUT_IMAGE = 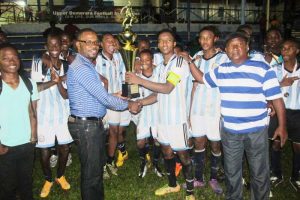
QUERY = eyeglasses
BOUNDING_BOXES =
[77,40,100,46]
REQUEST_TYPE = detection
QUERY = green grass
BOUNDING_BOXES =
[32,124,299,199]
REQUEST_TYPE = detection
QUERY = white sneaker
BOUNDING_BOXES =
[50,155,58,168]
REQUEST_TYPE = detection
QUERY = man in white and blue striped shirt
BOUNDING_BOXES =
[185,32,287,200]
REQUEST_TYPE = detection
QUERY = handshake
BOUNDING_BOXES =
[128,100,142,114]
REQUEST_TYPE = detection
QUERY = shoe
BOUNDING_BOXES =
[50,155,58,168]
[155,184,180,196]
[66,153,72,167]
[270,175,283,187]
[40,180,53,198]
[209,179,223,194]
[116,150,128,167]
[183,179,205,189]
[217,167,225,182]
[242,177,250,190]
[175,162,182,177]
[103,165,110,179]
[185,194,196,200]
[289,177,300,192]
[138,161,147,178]
[106,162,118,176]
[153,164,163,177]
[146,153,151,169]
[56,176,70,190]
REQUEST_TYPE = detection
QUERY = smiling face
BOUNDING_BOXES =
[0,47,20,74]
[158,32,176,57]
[265,30,282,50]
[46,36,62,59]
[76,31,100,61]
[140,52,153,71]
[225,37,249,65]
[199,30,216,51]
[101,34,116,57]
[61,34,72,52]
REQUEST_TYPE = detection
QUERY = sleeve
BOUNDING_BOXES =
[30,57,44,82]
[167,59,189,86]
[263,68,282,100]
[73,66,128,111]
[30,79,39,101]
[203,67,219,88]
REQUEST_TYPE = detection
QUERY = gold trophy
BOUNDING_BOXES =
[118,1,140,98]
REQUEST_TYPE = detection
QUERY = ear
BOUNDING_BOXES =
[75,40,80,51]
[173,41,176,48]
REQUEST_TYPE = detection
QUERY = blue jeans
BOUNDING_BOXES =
[0,142,35,200]
[68,119,106,200]
[221,127,270,200]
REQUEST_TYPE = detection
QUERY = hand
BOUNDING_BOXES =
[0,144,8,155]
[272,126,288,147]
[128,100,142,114]
[113,91,129,100]
[50,68,60,83]
[178,51,192,63]
[267,101,276,117]
[280,74,299,87]
[30,137,37,144]
[60,74,67,82]
[125,72,141,85]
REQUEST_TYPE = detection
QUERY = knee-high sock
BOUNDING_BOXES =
[164,157,177,187]
[210,151,221,180]
[194,149,205,181]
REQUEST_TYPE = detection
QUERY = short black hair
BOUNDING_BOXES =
[76,28,97,40]
[266,27,282,37]
[139,49,153,59]
[199,25,220,37]
[283,37,300,49]
[138,38,150,45]
[157,29,176,42]
[225,32,249,46]
[47,33,62,45]
[100,32,114,42]
[0,43,18,54]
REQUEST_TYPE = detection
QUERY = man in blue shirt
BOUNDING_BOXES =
[67,28,141,200]
[181,32,288,200]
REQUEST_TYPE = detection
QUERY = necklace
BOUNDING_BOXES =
[283,61,298,98]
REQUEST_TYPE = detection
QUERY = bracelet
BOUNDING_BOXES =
[188,59,195,65]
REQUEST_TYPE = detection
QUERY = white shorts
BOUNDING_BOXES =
[137,125,158,140]
[131,113,140,126]
[157,123,190,151]
[190,115,221,141]
[107,109,131,126]
[36,123,73,148]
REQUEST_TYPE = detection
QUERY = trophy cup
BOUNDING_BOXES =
[118,1,140,98]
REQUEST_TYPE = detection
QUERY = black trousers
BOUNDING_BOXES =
[0,143,35,200]
[68,119,106,200]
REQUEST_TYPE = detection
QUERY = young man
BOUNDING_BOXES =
[269,38,300,192]
[188,26,228,194]
[0,43,39,200]
[135,49,163,178]
[95,33,130,178]
[181,32,287,199]
[264,28,283,67]
[126,29,195,200]
[31,34,73,198]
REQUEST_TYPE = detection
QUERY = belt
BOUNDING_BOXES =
[69,115,103,122]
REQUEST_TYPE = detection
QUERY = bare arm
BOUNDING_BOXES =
[139,93,158,106]
[29,100,38,144]
[271,98,287,147]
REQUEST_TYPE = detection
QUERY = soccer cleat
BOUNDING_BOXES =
[289,177,300,192]
[40,180,53,198]
[242,177,250,190]
[153,164,164,177]
[175,162,182,177]
[209,179,223,194]
[56,176,70,190]
[155,184,180,196]
[270,175,283,188]
[185,194,196,200]
[103,165,110,179]
[183,180,205,189]
[66,153,72,167]
[106,162,118,176]
[50,154,58,168]
[116,150,128,167]
[146,153,151,168]
[138,161,147,178]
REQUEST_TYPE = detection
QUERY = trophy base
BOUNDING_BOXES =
[122,83,140,99]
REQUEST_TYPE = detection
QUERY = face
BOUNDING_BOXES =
[0,47,20,74]
[158,32,176,56]
[265,30,282,49]
[76,31,100,61]
[61,34,72,52]
[101,34,116,56]
[199,30,216,51]
[138,41,150,53]
[46,37,62,58]
[225,37,249,64]
[174,46,182,55]
[281,41,299,62]
[140,52,153,71]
